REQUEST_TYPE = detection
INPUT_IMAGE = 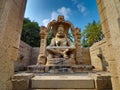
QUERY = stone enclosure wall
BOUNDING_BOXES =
[14,41,40,71]
[14,41,91,71]
[14,41,32,71]
[0,0,120,90]
[90,39,109,71]
[81,48,91,65]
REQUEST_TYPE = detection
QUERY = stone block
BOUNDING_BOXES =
[31,89,96,90]
[15,41,32,71]
[111,77,120,90]
[0,80,12,90]
[12,73,34,90]
[108,61,118,77]
[96,76,112,89]
[31,47,40,65]
[89,73,112,90]
[31,76,95,89]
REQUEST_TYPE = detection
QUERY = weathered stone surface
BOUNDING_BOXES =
[12,73,34,90]
[31,75,95,89]
[89,72,112,90]
[14,41,32,71]
[31,89,96,90]
[0,0,27,90]
[96,0,120,90]
[81,48,91,65]
[31,47,40,65]
[90,39,108,71]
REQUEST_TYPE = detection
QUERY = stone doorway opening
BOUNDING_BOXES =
[0,0,120,90]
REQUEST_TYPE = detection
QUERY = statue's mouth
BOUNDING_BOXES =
[57,34,65,38]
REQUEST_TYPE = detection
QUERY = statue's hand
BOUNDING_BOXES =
[62,49,69,59]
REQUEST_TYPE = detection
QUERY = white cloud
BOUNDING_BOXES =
[51,11,59,20]
[57,7,71,19]
[42,19,50,26]
[77,4,86,13]
[42,7,71,26]
[71,0,88,16]
[71,0,78,4]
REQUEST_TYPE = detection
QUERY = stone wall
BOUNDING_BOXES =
[14,41,32,71]
[14,41,40,71]
[31,47,40,65]
[0,0,27,90]
[15,41,91,69]
[31,47,91,65]
[81,48,91,65]
[97,0,120,90]
[90,39,109,71]
[0,0,120,89]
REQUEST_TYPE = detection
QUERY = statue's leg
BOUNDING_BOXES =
[62,49,69,59]
[70,54,76,65]
[37,54,46,65]
[47,54,53,59]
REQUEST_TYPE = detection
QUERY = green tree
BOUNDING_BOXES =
[47,30,55,45]
[81,21,104,47]
[21,18,40,47]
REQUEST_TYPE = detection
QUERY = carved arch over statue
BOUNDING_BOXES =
[46,15,76,38]
[37,15,82,65]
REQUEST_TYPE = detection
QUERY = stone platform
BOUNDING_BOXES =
[27,65,94,73]
[31,74,95,89]
[12,72,112,90]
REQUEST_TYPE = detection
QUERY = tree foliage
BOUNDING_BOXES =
[21,18,40,47]
[81,21,104,47]
[47,30,55,45]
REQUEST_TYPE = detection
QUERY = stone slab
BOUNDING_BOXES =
[31,89,96,90]
[31,75,95,89]
[89,72,112,90]
[12,73,34,90]
[30,89,112,90]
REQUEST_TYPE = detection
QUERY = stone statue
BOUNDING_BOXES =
[27,15,95,73]
[37,15,81,66]
[46,25,75,65]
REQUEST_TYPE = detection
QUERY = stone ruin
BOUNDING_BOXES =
[22,15,112,90]
[13,15,113,90]
[27,15,94,73]
[1,0,120,89]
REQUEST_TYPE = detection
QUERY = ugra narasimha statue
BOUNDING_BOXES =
[46,25,76,65]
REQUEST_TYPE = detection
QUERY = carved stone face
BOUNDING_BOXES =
[56,26,65,38]
[57,15,64,22]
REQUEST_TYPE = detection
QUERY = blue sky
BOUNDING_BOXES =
[25,0,100,31]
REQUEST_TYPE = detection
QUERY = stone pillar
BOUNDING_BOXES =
[37,26,47,65]
[0,0,27,90]
[75,28,83,64]
[97,0,120,90]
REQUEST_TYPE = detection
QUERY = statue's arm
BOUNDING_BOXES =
[66,21,76,36]
[67,38,74,46]
[47,20,57,34]
[50,38,55,46]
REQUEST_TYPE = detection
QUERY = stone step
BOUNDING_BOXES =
[31,89,96,90]
[30,89,112,90]
[31,75,95,89]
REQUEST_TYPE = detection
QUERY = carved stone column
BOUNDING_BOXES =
[97,0,120,90]
[37,26,47,65]
[75,28,83,64]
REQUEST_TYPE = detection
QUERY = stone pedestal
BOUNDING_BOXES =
[46,58,71,66]
[12,73,34,90]
[31,75,95,89]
